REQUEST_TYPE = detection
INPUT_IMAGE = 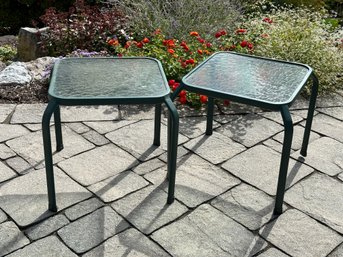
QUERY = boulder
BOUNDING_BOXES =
[0,62,31,86]
[0,61,6,72]
[25,56,58,84]
[17,27,49,62]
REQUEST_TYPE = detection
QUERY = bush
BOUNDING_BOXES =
[241,7,343,95]
[39,0,127,56]
[115,0,243,40]
[0,45,17,62]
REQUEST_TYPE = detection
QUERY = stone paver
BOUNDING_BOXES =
[319,107,343,121]
[0,221,30,256]
[285,172,343,234]
[0,160,17,182]
[0,168,92,227]
[262,139,284,153]
[291,137,343,176]
[106,120,188,161]
[145,155,241,208]
[10,104,47,124]
[316,93,343,108]
[177,116,220,139]
[133,158,165,175]
[6,236,77,257]
[88,171,149,202]
[6,156,33,174]
[83,228,169,257]
[25,214,70,240]
[119,104,157,120]
[259,209,342,257]
[23,123,42,131]
[0,124,29,143]
[0,144,16,159]
[310,114,343,143]
[212,183,285,230]
[273,125,320,151]
[84,120,136,134]
[0,209,7,223]
[0,104,16,123]
[58,144,138,186]
[261,111,303,125]
[64,198,104,221]
[61,105,119,122]
[66,122,90,134]
[222,145,313,195]
[6,125,94,168]
[82,130,109,146]
[158,146,189,163]
[111,186,188,234]
[152,204,267,257]
[216,114,283,147]
[328,243,343,257]
[58,206,129,254]
[184,132,246,164]
[257,248,290,257]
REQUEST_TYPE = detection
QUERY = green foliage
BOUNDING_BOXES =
[116,0,243,40]
[0,45,17,62]
[242,7,343,95]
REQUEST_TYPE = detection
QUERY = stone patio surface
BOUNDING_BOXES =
[0,94,343,256]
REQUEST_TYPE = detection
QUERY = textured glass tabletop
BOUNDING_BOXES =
[49,57,169,101]
[183,52,312,106]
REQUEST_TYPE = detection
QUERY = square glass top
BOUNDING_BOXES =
[49,57,170,102]
[182,52,312,106]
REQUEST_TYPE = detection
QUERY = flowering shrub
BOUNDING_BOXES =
[39,0,127,56]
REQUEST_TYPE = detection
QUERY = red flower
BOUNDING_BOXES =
[163,39,176,48]
[136,42,143,48]
[206,42,212,48]
[240,40,248,48]
[117,53,123,57]
[236,28,247,34]
[168,49,175,54]
[229,45,236,50]
[190,31,199,37]
[197,49,203,55]
[179,90,187,97]
[107,38,119,46]
[179,96,187,104]
[247,43,253,49]
[185,59,195,65]
[262,17,273,24]
[172,82,180,91]
[197,37,205,44]
[142,37,150,43]
[124,41,131,49]
[168,80,176,86]
[215,30,227,38]
[200,95,208,104]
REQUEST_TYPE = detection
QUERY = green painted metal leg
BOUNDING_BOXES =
[300,73,318,157]
[153,104,162,146]
[164,97,179,204]
[42,100,58,212]
[54,105,63,151]
[206,97,214,135]
[274,105,293,215]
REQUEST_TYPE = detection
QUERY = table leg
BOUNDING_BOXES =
[54,105,64,151]
[300,73,319,157]
[274,105,293,215]
[164,97,179,204]
[153,104,162,146]
[206,97,214,135]
[42,100,58,212]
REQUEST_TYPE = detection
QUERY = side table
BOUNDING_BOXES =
[42,57,179,212]
[173,52,318,215]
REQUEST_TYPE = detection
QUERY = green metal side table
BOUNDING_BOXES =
[42,57,179,212]
[173,52,318,215]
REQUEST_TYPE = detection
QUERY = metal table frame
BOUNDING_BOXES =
[42,57,179,212]
[172,52,318,215]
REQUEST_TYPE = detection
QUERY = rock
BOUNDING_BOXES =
[0,61,6,72]
[17,27,49,61]
[25,56,57,84]
[0,62,31,86]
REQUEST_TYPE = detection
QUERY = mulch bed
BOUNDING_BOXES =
[0,82,48,104]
